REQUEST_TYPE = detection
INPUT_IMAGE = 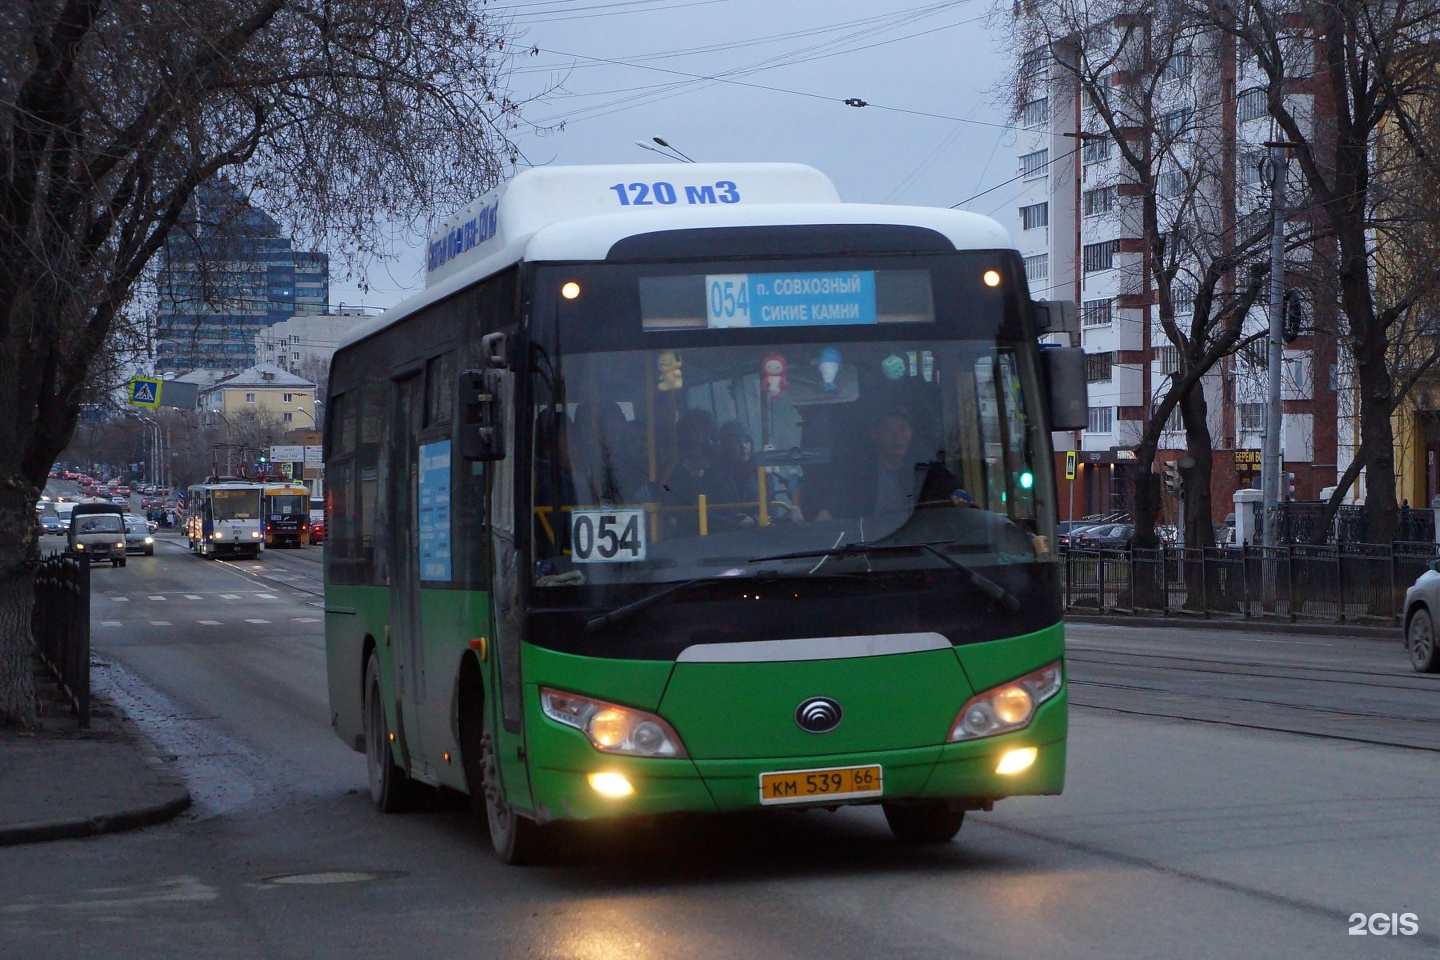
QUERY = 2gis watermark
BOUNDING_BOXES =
[1348,912,1419,936]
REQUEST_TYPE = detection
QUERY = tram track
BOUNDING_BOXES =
[1064,639,1440,751]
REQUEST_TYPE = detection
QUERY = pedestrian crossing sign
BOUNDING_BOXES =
[128,377,161,408]
[1065,450,1077,480]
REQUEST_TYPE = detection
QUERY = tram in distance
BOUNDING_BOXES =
[261,481,312,548]
[185,479,266,559]
[322,163,1089,863]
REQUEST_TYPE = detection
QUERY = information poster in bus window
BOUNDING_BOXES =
[418,440,452,581]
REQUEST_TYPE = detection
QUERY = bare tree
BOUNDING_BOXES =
[0,0,530,726]
[1006,0,1274,549]
[1191,0,1440,543]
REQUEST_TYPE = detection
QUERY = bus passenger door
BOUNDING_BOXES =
[485,364,533,810]
[388,375,427,775]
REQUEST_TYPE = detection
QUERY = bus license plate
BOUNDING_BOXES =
[758,764,883,806]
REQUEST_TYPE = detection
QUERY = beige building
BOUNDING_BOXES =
[198,363,319,429]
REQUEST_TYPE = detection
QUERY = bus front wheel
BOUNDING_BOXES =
[477,709,545,865]
[364,653,413,812]
[882,801,964,844]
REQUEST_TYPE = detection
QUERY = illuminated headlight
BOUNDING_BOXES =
[250,530,262,539]
[540,688,686,758]
[948,661,1063,742]
[212,530,225,540]
[144,537,153,545]
[74,543,85,551]
[114,541,125,549]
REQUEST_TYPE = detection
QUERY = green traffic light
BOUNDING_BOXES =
[1019,471,1034,490]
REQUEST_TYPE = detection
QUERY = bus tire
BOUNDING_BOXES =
[478,707,544,865]
[364,652,413,813]
[882,801,964,844]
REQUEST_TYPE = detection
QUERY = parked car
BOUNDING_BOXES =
[123,514,155,556]
[1056,521,1097,549]
[1401,560,1440,672]
[1075,523,1136,549]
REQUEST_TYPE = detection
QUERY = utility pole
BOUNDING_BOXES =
[1261,143,1289,548]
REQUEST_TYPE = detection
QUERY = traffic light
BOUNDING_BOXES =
[1162,459,1182,496]
[1285,471,1296,500]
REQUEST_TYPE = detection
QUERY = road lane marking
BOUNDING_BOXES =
[148,595,166,601]
[198,620,222,625]
[100,621,122,627]
[292,617,321,623]
[255,593,277,599]
[244,619,270,624]
[150,621,172,626]
[185,594,202,600]
[109,596,130,602]
[219,594,241,600]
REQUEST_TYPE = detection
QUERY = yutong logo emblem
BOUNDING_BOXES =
[795,697,843,733]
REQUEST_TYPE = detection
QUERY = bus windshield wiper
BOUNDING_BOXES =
[585,574,749,634]
[749,540,1020,612]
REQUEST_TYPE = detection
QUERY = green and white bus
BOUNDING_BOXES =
[323,163,1087,862]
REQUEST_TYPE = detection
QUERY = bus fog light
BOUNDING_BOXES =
[588,772,634,797]
[949,661,1063,742]
[996,747,1037,775]
[541,688,687,758]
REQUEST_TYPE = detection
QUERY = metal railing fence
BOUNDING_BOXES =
[31,554,91,727]
[1063,541,1435,625]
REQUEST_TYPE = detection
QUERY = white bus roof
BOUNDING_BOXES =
[340,163,1014,351]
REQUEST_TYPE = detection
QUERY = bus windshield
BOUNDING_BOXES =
[535,259,1054,587]
[268,494,308,515]
[212,490,260,520]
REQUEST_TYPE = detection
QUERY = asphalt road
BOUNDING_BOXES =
[1,538,1437,959]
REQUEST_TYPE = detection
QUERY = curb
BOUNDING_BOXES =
[0,789,191,847]
[1064,613,1397,640]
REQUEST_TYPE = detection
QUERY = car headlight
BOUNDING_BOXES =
[114,541,125,549]
[74,542,85,550]
[251,530,262,538]
[144,536,153,544]
[540,688,687,758]
[948,661,1063,742]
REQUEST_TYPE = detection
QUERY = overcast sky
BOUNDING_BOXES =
[332,0,1022,309]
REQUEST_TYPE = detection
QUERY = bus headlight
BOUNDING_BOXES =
[948,661,1062,742]
[540,688,687,758]
[250,530,262,538]
[212,530,225,540]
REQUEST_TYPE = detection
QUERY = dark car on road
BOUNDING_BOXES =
[123,514,155,556]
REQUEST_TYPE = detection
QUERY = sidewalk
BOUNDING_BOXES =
[0,663,189,847]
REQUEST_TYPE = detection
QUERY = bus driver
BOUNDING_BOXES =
[811,405,974,522]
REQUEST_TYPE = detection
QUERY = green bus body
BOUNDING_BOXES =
[323,164,1076,860]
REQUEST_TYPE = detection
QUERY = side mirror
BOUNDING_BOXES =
[1041,346,1088,431]
[457,368,506,461]
[1034,300,1078,336]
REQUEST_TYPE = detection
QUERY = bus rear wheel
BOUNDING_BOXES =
[882,801,964,844]
[477,709,545,865]
[364,652,413,812]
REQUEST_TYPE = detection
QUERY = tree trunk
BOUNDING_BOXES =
[1181,389,1218,550]
[0,484,38,727]
[1132,439,1163,549]
[1355,344,1399,544]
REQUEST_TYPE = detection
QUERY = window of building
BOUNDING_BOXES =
[1021,97,1048,128]
[1020,202,1049,230]
[1020,150,1050,180]
[1086,351,1114,382]
[1159,169,1188,198]
[1241,149,1267,185]
[1083,185,1116,217]
[245,392,256,404]
[1083,240,1120,272]
[1087,406,1114,433]
[1023,254,1049,282]
[283,392,293,402]
[1239,402,1266,431]
[1161,406,1183,434]
[1082,135,1112,164]
[1160,49,1193,83]
[293,352,300,361]
[283,412,294,423]
[1159,108,1192,137]
[1171,283,1195,314]
[1237,86,1268,123]
[1082,298,1113,327]
[1154,345,1181,372]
